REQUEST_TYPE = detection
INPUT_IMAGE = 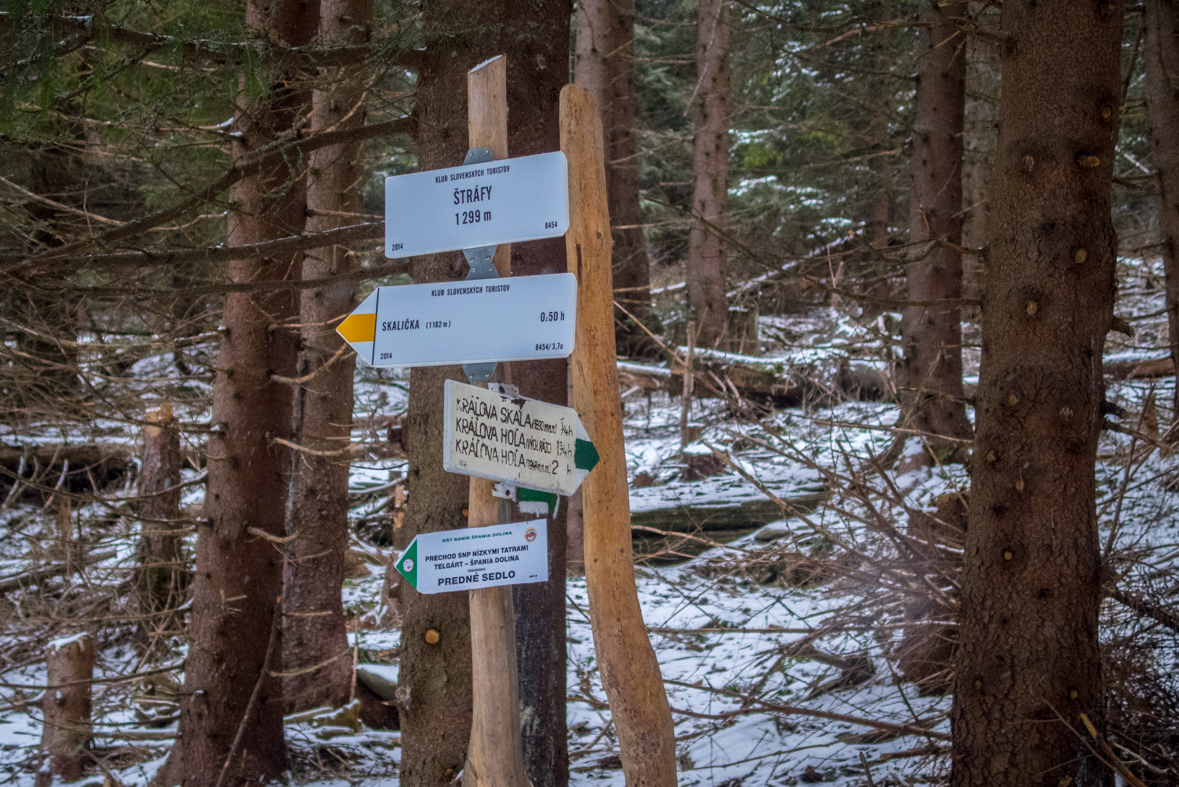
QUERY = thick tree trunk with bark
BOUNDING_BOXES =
[574,0,655,355]
[135,404,186,648]
[1145,0,1179,417]
[398,63,475,785]
[282,0,371,714]
[37,635,94,787]
[3,145,84,424]
[160,1,317,784]
[495,8,572,786]
[898,0,971,465]
[688,0,731,349]
[399,4,571,785]
[961,2,1000,256]
[951,1,1122,784]
[858,1,896,322]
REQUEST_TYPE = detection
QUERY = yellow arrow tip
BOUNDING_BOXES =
[338,312,377,343]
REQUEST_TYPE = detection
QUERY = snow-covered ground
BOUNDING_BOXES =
[1,259,1178,785]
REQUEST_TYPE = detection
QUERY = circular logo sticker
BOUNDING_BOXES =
[402,558,415,572]
[525,528,537,543]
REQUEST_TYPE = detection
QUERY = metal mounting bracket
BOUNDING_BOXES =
[461,147,500,383]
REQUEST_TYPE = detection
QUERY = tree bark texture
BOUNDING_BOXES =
[37,635,95,787]
[898,0,972,462]
[951,2,1122,785]
[865,0,893,248]
[1144,0,1179,416]
[161,1,318,784]
[496,7,571,786]
[282,0,371,714]
[687,0,731,349]
[562,83,678,787]
[3,144,84,423]
[961,2,1000,256]
[135,404,187,647]
[400,4,570,785]
[857,0,896,323]
[574,0,655,355]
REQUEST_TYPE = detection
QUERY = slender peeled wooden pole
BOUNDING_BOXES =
[561,83,678,787]
[463,54,529,787]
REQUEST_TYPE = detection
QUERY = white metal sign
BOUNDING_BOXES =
[442,380,599,496]
[394,520,548,594]
[336,273,577,367]
[385,151,570,258]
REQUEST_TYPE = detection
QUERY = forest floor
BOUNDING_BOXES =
[0,261,1177,786]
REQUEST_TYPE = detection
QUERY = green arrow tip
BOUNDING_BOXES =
[395,538,419,589]
[574,438,599,472]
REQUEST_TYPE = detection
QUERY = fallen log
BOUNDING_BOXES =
[0,550,117,595]
[630,492,826,534]
[617,361,670,392]
[670,350,801,405]
[1104,356,1174,380]
[0,444,134,497]
[354,664,400,731]
[0,443,133,466]
[619,355,802,405]
[618,355,891,407]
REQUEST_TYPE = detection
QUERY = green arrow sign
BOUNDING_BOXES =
[442,379,600,496]
[395,520,549,594]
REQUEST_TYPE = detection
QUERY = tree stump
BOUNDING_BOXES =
[896,491,966,694]
[37,635,95,787]
[135,404,186,648]
[725,306,760,356]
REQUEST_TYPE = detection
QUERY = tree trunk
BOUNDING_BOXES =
[282,0,371,715]
[160,1,317,784]
[135,404,187,650]
[859,0,895,323]
[574,0,655,356]
[961,2,1000,256]
[4,145,84,424]
[37,635,95,787]
[865,0,893,246]
[1144,0,1179,418]
[898,0,971,468]
[950,1,1122,784]
[400,9,508,786]
[688,0,731,349]
[399,7,572,785]
[497,3,572,781]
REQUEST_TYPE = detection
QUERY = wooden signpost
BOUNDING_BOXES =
[339,54,677,787]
